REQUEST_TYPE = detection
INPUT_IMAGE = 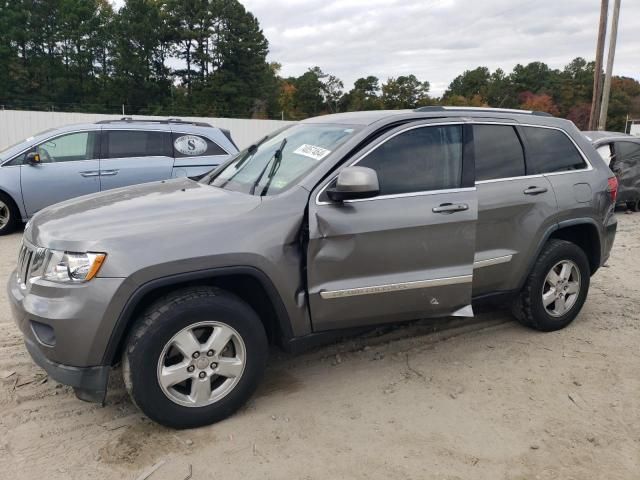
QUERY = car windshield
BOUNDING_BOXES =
[204,124,359,195]
[0,128,56,161]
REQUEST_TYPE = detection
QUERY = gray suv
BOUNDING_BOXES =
[8,107,618,429]
[0,118,238,235]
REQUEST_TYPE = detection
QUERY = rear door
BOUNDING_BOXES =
[471,123,558,296]
[171,131,232,178]
[99,129,174,191]
[20,130,101,216]
[306,121,477,331]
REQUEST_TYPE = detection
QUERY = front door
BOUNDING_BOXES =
[20,130,101,217]
[99,130,174,191]
[307,121,477,332]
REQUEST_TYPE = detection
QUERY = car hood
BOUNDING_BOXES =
[26,178,262,250]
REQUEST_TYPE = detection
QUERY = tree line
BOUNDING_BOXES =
[1,0,638,132]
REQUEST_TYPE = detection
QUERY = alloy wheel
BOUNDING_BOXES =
[0,200,9,229]
[542,260,581,317]
[156,321,246,408]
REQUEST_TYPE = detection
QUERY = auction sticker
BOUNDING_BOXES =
[293,144,331,161]
[174,135,208,156]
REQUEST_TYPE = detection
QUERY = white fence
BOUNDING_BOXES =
[0,110,296,151]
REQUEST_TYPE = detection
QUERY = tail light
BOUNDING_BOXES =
[607,176,618,203]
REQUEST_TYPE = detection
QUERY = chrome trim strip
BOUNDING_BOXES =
[343,186,476,203]
[319,274,473,299]
[476,175,544,185]
[473,254,513,269]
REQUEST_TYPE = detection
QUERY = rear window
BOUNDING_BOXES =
[522,127,586,174]
[473,125,525,181]
[105,130,172,159]
[171,133,227,157]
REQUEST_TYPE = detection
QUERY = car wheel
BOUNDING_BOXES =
[123,286,268,429]
[512,239,590,332]
[0,192,20,236]
[627,199,640,212]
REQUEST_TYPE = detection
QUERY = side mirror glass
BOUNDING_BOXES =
[326,166,379,202]
[25,152,41,165]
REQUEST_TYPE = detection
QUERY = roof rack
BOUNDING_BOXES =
[414,106,552,117]
[95,117,213,127]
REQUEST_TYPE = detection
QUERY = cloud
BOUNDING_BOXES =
[243,0,640,95]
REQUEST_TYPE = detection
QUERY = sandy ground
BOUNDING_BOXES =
[0,214,639,479]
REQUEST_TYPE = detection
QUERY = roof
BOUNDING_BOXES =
[582,130,636,143]
[300,107,567,127]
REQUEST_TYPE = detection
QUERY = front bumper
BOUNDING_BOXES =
[24,337,109,402]
[7,270,125,401]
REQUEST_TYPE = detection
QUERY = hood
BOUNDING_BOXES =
[26,178,262,251]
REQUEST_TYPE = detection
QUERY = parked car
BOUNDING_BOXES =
[584,130,640,212]
[9,107,618,429]
[0,118,238,235]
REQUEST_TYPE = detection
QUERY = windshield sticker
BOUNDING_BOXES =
[293,144,331,161]
[174,135,208,156]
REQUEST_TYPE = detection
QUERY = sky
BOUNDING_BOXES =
[113,0,640,96]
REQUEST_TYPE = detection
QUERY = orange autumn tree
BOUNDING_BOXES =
[519,91,560,116]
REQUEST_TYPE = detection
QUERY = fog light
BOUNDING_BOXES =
[30,320,56,347]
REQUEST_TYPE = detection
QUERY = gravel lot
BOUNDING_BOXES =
[1,214,639,479]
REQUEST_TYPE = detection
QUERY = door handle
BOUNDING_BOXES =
[100,169,119,176]
[432,203,469,214]
[523,186,548,195]
[80,171,100,177]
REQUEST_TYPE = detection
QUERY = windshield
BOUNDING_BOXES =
[0,128,57,161]
[204,124,359,195]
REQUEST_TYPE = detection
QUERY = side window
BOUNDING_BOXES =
[473,125,525,181]
[522,127,586,174]
[29,131,99,164]
[172,133,227,157]
[357,125,463,195]
[614,141,640,165]
[105,130,172,159]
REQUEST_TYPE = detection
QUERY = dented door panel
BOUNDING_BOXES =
[307,190,477,331]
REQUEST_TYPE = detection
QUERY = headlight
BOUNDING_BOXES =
[42,250,107,283]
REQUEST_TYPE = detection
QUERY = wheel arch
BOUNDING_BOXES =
[101,266,293,366]
[522,219,602,291]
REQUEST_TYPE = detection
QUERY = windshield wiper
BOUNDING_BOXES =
[234,135,269,170]
[250,138,287,196]
[211,135,269,187]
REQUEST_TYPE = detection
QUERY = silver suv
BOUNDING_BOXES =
[8,107,618,429]
[0,118,238,235]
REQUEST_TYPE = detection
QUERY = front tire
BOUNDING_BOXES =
[0,192,20,236]
[512,239,590,332]
[627,199,640,212]
[123,286,268,429]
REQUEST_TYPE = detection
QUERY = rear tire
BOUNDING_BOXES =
[512,239,590,332]
[123,286,268,429]
[0,192,20,236]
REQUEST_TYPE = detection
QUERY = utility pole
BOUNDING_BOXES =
[598,0,622,131]
[589,0,608,130]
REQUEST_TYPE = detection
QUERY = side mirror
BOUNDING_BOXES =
[326,166,379,202]
[25,152,41,165]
